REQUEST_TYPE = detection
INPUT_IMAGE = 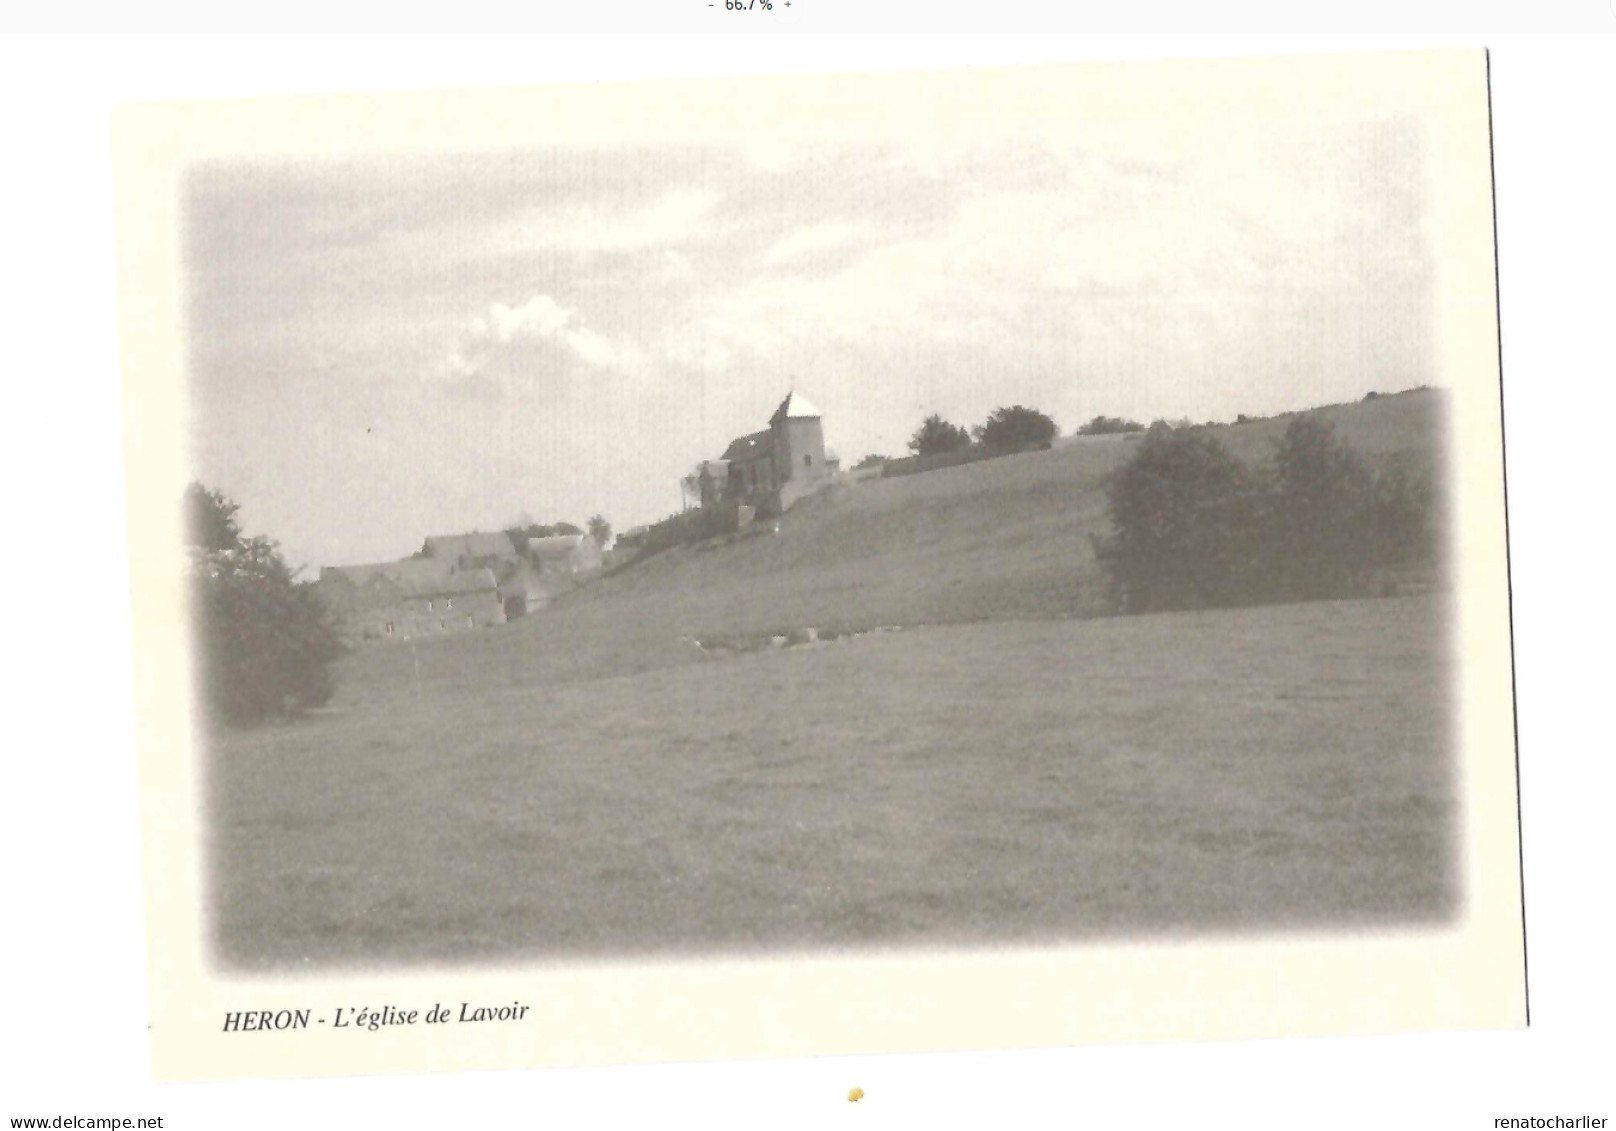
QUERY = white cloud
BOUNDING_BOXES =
[445,293,642,382]
[488,295,571,342]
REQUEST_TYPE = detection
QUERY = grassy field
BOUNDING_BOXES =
[211,594,1454,969]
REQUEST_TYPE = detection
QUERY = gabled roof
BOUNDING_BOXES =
[722,429,774,461]
[770,391,822,423]
[320,558,453,588]
[404,568,499,598]
[423,531,517,561]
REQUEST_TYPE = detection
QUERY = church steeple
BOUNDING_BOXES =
[770,390,823,424]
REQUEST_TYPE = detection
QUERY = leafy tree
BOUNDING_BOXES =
[185,483,344,726]
[908,414,972,456]
[974,405,1057,450]
[1267,416,1376,598]
[1093,424,1266,612]
[587,514,612,545]
[1076,415,1145,436]
[852,453,890,470]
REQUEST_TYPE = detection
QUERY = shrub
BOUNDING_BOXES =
[185,484,345,726]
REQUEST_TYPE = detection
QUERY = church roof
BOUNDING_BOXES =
[770,391,822,423]
[722,429,774,461]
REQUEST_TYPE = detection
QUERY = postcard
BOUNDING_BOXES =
[114,48,1523,1080]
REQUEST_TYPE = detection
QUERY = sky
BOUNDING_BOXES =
[183,112,1431,570]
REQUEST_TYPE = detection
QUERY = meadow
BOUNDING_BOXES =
[211,594,1454,968]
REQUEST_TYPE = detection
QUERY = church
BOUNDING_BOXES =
[701,391,837,518]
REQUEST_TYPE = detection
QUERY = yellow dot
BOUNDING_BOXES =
[847,1086,864,1102]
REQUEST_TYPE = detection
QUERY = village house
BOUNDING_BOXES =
[316,560,503,642]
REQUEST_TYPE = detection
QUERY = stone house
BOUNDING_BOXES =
[317,561,503,642]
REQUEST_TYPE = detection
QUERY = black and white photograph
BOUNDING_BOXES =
[111,47,1524,1080]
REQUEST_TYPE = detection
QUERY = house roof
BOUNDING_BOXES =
[320,558,452,588]
[529,533,587,559]
[722,429,774,462]
[423,531,517,561]
[770,391,822,423]
[403,568,499,598]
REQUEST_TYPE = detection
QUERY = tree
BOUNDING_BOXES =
[1267,416,1377,599]
[1093,424,1266,612]
[974,405,1057,450]
[1076,415,1145,436]
[587,514,612,545]
[852,453,890,470]
[185,483,344,726]
[908,414,972,456]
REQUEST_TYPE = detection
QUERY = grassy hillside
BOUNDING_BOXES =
[329,387,1445,711]
[583,388,1440,623]
[590,386,1444,624]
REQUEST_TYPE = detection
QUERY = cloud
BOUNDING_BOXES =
[445,294,641,383]
[679,128,1422,373]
